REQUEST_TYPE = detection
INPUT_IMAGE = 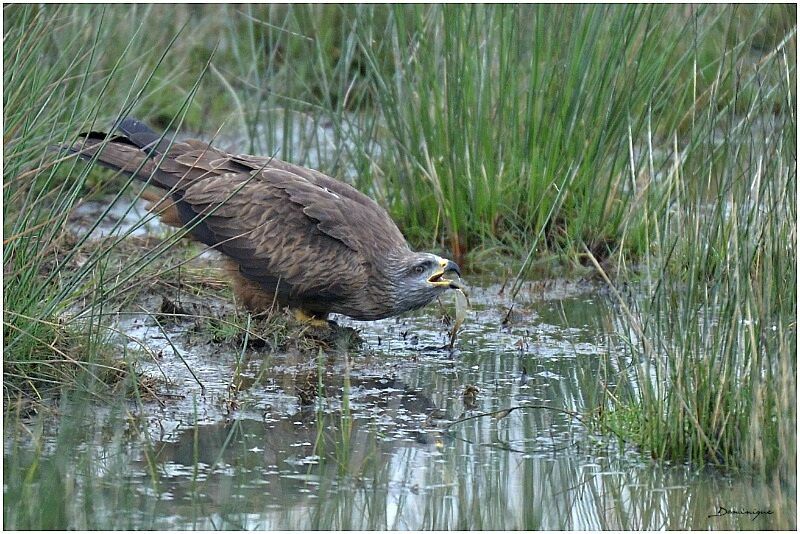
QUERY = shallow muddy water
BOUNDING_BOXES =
[4,275,795,529]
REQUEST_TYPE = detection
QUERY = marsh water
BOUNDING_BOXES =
[4,264,794,529]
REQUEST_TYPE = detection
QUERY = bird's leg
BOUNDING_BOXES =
[292,308,331,328]
[225,261,282,315]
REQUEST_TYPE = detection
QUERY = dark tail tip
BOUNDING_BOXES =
[116,117,154,137]
[114,117,162,151]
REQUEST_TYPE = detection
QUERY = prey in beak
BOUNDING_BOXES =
[427,258,465,290]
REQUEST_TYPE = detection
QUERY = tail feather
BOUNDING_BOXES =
[116,117,158,143]
[115,117,176,155]
[64,117,180,191]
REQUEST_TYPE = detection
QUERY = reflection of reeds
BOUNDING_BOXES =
[4,330,794,529]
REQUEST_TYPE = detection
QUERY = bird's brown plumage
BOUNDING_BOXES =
[67,118,462,321]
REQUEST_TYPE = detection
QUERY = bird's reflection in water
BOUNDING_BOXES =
[147,375,451,509]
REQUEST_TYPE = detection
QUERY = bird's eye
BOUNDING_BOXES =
[413,264,426,275]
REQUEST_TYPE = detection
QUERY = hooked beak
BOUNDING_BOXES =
[427,258,464,289]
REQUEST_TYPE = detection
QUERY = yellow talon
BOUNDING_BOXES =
[293,309,331,328]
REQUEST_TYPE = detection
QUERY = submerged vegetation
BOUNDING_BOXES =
[3,1,796,519]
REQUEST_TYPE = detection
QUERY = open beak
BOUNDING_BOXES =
[427,259,464,289]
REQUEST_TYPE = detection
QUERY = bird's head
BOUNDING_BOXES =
[381,251,464,315]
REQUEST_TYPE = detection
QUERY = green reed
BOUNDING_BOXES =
[3,4,206,395]
[595,5,795,482]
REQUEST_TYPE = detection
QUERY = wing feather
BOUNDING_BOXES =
[166,147,409,260]
[179,173,368,301]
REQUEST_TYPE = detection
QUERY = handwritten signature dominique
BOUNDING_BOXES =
[708,506,773,521]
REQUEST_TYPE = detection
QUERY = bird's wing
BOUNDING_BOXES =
[71,128,409,301]
[178,170,372,301]
[169,146,410,258]
[227,152,410,256]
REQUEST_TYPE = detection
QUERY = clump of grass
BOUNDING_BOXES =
[194,307,361,354]
[2,4,207,398]
[593,10,795,483]
[353,5,793,268]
